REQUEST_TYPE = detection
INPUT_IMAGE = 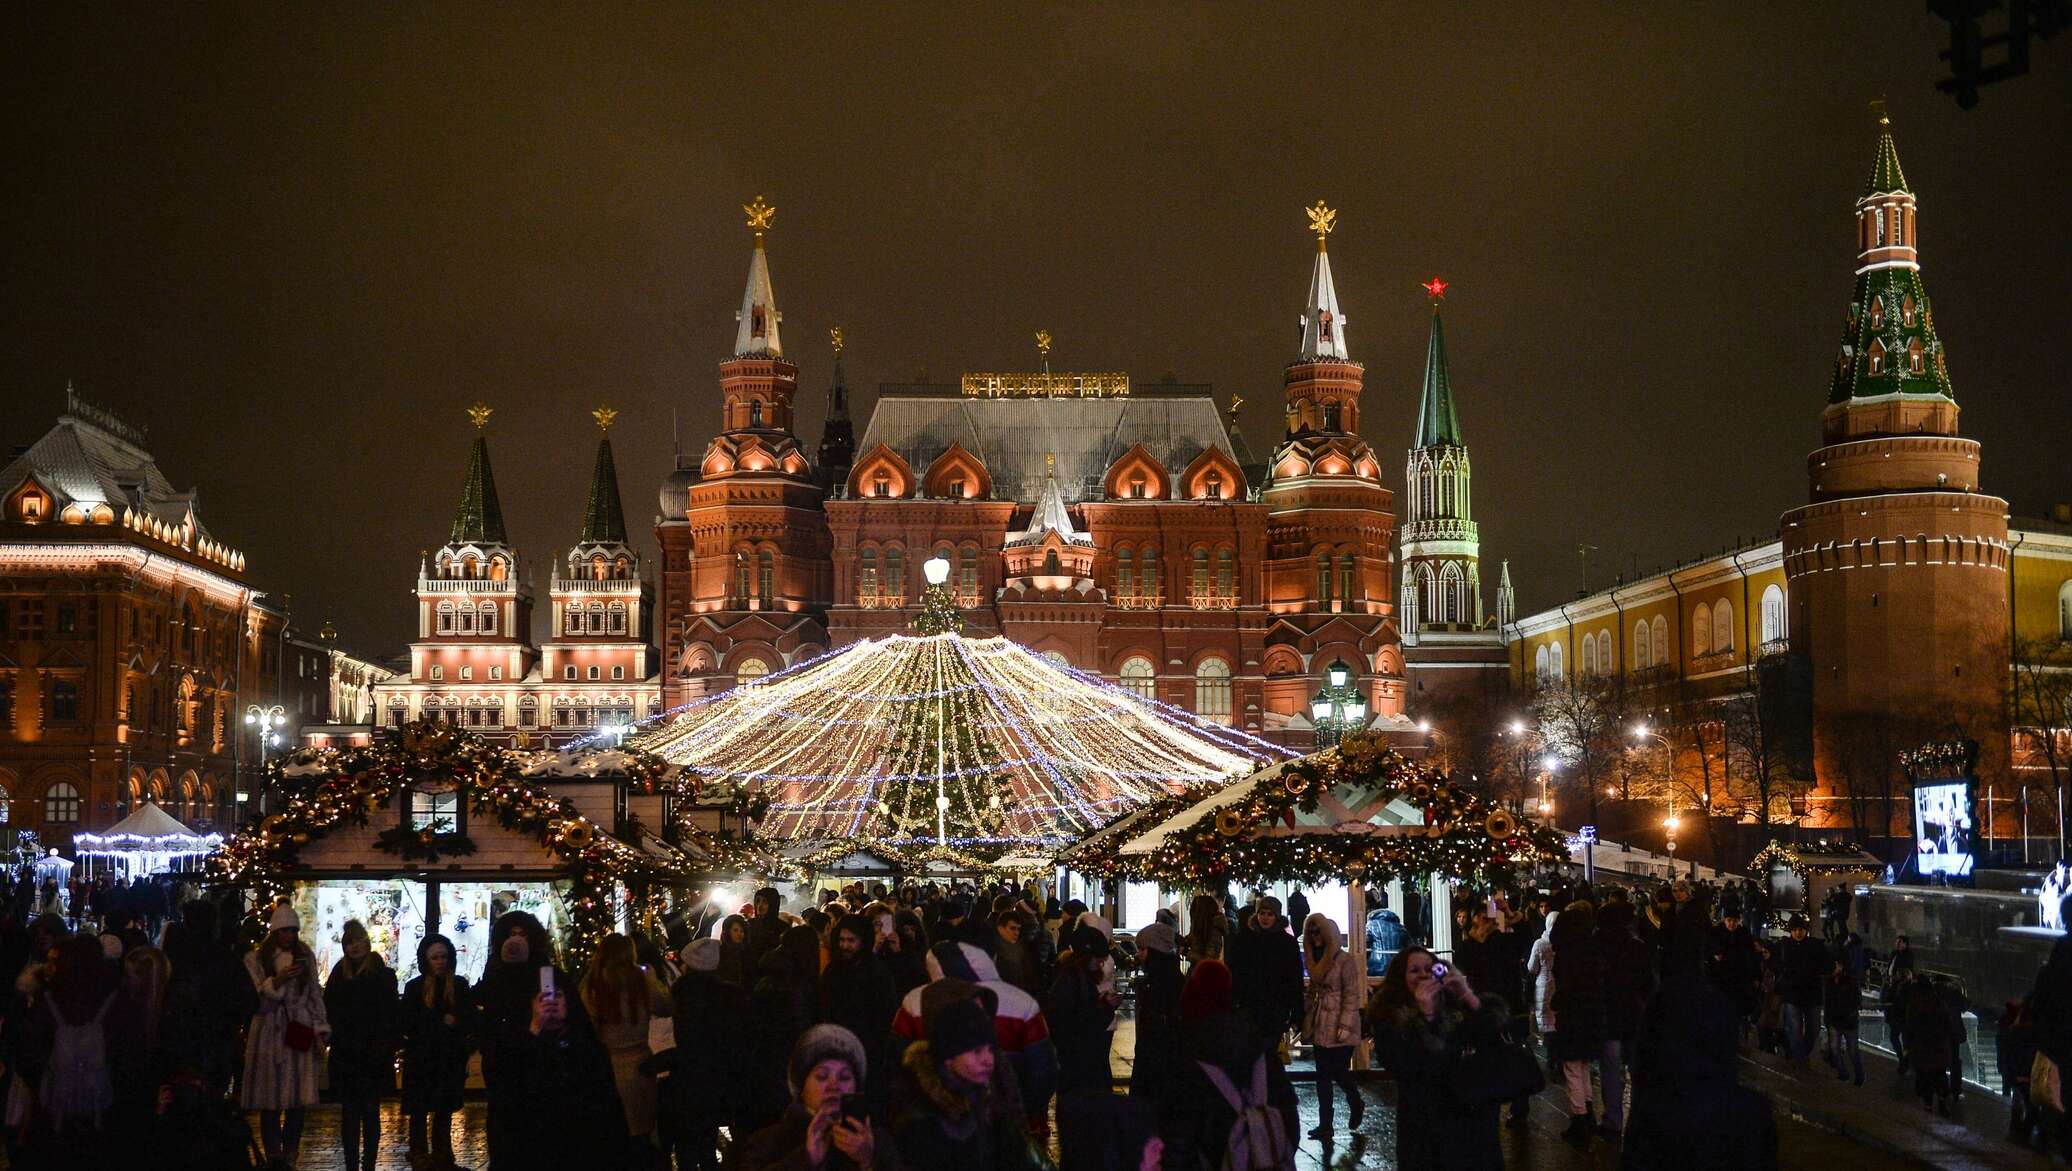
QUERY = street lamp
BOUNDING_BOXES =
[245,703,288,818]
[1631,722,1677,857]
[1308,659,1367,748]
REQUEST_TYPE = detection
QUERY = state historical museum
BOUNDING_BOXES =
[655,199,1502,744]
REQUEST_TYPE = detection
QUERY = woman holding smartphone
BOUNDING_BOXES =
[734,1024,904,1170]
[1371,945,1509,1171]
[475,911,627,1168]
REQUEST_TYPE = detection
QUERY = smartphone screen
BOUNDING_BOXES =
[839,1093,869,1122]
[538,965,557,998]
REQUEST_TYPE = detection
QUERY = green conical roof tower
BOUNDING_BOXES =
[1827,105,1953,406]
[450,402,508,545]
[579,407,628,545]
[1416,300,1465,448]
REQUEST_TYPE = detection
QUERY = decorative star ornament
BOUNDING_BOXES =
[743,195,776,234]
[1422,276,1449,302]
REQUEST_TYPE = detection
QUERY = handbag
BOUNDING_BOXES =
[284,1019,317,1053]
[2033,1051,2063,1113]
[1446,1033,1544,1109]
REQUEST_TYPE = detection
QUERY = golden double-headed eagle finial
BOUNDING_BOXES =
[1870,96,1889,127]
[1227,394,1245,426]
[1035,329,1053,358]
[1306,200,1337,246]
[743,195,776,234]
[830,326,844,354]
[466,402,493,430]
[592,405,618,432]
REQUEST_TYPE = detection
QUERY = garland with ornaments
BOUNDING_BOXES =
[1085,733,1568,886]
[210,718,700,972]
[1750,838,1883,882]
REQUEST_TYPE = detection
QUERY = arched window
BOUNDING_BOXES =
[1907,339,1925,374]
[1634,620,1652,669]
[859,549,879,602]
[1712,599,1734,652]
[1692,603,1713,657]
[2057,579,2072,641]
[1191,548,1209,602]
[589,602,607,633]
[455,606,473,634]
[1652,616,1669,669]
[1193,658,1232,725]
[478,602,497,635]
[1600,628,1615,673]
[1339,554,1358,606]
[884,547,904,602]
[1440,562,1467,623]
[757,550,775,606]
[1315,552,1333,605]
[1761,584,1787,645]
[1549,641,1564,679]
[1119,657,1156,701]
[1534,645,1550,683]
[41,781,80,825]
[1581,633,1598,677]
[1117,547,1135,598]
[436,601,454,635]
[736,658,770,686]
[608,601,627,634]
[1868,339,1886,376]
[1041,651,1069,669]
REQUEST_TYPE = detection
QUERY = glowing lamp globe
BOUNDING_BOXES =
[1311,698,1333,720]
[1345,700,1368,721]
[1327,660,1350,688]
[923,556,951,586]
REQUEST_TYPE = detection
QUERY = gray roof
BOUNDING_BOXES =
[857,384,1233,503]
[0,396,208,535]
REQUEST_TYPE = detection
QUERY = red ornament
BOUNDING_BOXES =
[1422,276,1448,301]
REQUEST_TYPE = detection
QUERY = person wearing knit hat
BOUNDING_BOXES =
[1164,958,1300,1169]
[888,941,1058,1136]
[682,936,721,973]
[891,995,1031,1170]
[1131,922,1185,1105]
[1179,959,1234,1022]
[1134,922,1176,958]
[735,1023,897,1171]
[269,903,302,932]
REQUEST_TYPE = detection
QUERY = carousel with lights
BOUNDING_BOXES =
[630,554,1293,877]
[210,717,724,980]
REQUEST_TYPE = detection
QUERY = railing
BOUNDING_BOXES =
[1189,594,1238,611]
[1690,649,1738,672]
[1114,593,1164,611]
[857,594,908,610]
[550,576,641,593]
[420,579,516,594]
[1758,638,1791,658]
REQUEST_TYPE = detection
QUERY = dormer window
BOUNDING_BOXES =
[1907,339,1925,374]
[1867,339,1886,376]
[1868,298,1883,330]
[18,493,45,522]
[1204,471,1223,499]
[873,473,891,498]
[750,401,764,428]
[1902,295,1917,326]
[947,477,966,498]
[409,786,461,833]
[750,306,766,339]
[1129,474,1147,500]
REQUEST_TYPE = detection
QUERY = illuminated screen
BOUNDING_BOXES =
[292,879,428,982]
[1912,781,1974,877]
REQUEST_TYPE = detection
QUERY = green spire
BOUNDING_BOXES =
[580,432,628,544]
[449,431,508,546]
[1416,308,1464,448]
[1863,106,1909,197]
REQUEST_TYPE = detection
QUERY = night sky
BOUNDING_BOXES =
[4,8,2066,657]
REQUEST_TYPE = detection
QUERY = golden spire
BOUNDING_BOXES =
[592,405,618,432]
[1035,329,1053,358]
[830,326,844,353]
[1870,95,1889,126]
[466,402,493,430]
[1305,200,1337,251]
[743,194,776,237]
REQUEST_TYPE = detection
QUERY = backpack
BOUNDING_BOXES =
[1196,1055,1294,1171]
[40,992,115,1126]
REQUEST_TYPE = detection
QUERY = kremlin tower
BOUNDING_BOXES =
[1781,106,2012,816]
[1399,279,1483,633]
[543,408,655,727]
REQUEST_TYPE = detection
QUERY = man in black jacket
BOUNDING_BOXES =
[1776,915,1831,1071]
[1451,906,1535,1126]
[1226,896,1304,1046]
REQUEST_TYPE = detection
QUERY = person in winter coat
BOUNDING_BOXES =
[1549,901,1607,1145]
[1901,975,1962,1114]
[666,938,752,1171]
[1127,923,1183,1108]
[1226,897,1304,1049]
[475,910,626,1171]
[322,919,398,1171]
[822,915,902,1112]
[1299,913,1367,1140]
[890,996,1038,1171]
[159,900,256,1101]
[1155,960,1299,1171]
[1183,894,1226,964]
[397,934,476,1171]
[1822,961,1863,1086]
[242,904,330,1169]
[747,888,788,968]
[750,924,829,1130]
[888,941,1058,1135]
[1706,909,1763,1033]
[1594,901,1657,1136]
[888,911,931,997]
[718,914,755,989]
[579,933,673,1151]
[1448,908,1532,1127]
[988,910,1038,995]
[735,1024,907,1171]
[1774,916,1830,1070]
[1048,921,1118,1094]
[1526,910,1559,1045]
[12,933,125,1167]
[1623,973,1779,1171]
[1370,945,1508,1171]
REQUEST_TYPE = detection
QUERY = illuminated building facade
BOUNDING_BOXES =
[658,200,1413,744]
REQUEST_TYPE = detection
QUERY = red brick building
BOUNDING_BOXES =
[658,203,1420,744]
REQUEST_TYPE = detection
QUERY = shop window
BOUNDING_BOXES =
[410,787,461,833]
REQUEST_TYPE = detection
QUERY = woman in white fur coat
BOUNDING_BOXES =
[242,904,331,1168]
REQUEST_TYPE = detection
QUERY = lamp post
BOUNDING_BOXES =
[1309,660,1367,749]
[244,703,287,817]
[1631,722,1676,860]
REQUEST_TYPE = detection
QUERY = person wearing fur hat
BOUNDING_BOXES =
[888,940,1058,1134]
[735,1024,906,1171]
[666,937,751,1171]
[242,903,329,1169]
[891,996,1040,1171]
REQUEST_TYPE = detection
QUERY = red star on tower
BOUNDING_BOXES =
[1421,276,1448,302]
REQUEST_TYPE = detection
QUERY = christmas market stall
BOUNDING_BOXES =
[212,719,707,981]
[1078,731,1568,971]
[1752,838,1884,917]
[72,800,223,880]
[630,568,1289,884]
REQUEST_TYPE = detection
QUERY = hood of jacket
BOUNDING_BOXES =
[1302,912,1344,959]
[925,941,1000,984]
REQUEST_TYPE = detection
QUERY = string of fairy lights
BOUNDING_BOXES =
[630,631,1291,847]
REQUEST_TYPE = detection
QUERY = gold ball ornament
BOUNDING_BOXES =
[562,819,596,849]
[1215,809,1247,837]
[1285,772,1310,796]
[1484,810,1518,841]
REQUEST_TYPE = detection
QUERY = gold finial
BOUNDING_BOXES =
[1227,393,1245,426]
[743,194,776,235]
[1035,329,1053,358]
[1045,452,1057,476]
[830,326,844,354]
[592,405,618,432]
[1870,96,1889,126]
[466,402,493,430]
[1305,200,1337,249]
